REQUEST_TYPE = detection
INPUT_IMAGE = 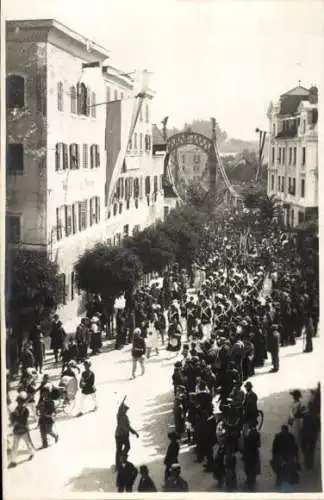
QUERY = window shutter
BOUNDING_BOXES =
[139,177,143,198]
[96,196,100,223]
[63,143,69,169]
[83,144,88,168]
[55,143,60,171]
[86,87,91,116]
[72,203,77,233]
[91,92,96,117]
[56,207,62,240]
[89,198,94,226]
[95,145,100,167]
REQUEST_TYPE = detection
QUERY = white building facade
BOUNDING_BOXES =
[267,85,318,226]
[6,19,164,328]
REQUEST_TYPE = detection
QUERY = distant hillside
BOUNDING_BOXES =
[220,138,258,155]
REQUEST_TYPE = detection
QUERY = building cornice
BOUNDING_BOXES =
[6,19,110,62]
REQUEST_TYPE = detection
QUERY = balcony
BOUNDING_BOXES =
[275,127,298,139]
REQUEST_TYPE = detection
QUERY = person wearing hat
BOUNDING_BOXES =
[131,328,146,379]
[8,392,34,468]
[116,452,138,492]
[271,425,299,490]
[115,396,139,468]
[137,464,157,492]
[268,324,280,373]
[50,317,66,364]
[36,386,58,448]
[163,431,180,481]
[288,390,303,450]
[76,360,97,417]
[243,381,258,428]
[163,463,189,492]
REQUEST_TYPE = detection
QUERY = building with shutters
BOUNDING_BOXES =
[267,85,318,227]
[6,19,164,328]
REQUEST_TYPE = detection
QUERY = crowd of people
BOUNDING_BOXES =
[6,207,320,491]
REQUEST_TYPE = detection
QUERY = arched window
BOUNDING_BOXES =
[57,82,64,111]
[70,86,77,114]
[6,74,25,108]
[77,82,88,115]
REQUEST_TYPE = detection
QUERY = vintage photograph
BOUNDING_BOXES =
[3,0,322,496]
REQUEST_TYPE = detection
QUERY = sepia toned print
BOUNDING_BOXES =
[3,0,321,497]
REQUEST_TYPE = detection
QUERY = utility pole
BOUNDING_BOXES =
[210,117,218,196]
[255,127,267,182]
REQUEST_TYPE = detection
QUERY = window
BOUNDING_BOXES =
[65,205,72,236]
[83,144,88,168]
[134,133,137,148]
[282,148,285,165]
[55,143,63,171]
[120,92,124,100]
[145,103,149,123]
[145,134,151,151]
[113,203,117,216]
[164,206,169,218]
[123,224,129,238]
[56,207,63,240]
[6,214,21,243]
[182,154,185,163]
[90,145,100,168]
[302,119,306,133]
[95,196,100,223]
[302,147,306,166]
[288,177,291,193]
[298,211,304,224]
[145,176,151,195]
[154,175,158,192]
[77,83,88,115]
[291,209,295,227]
[69,143,80,169]
[71,271,76,301]
[114,89,118,100]
[139,105,143,122]
[70,86,77,114]
[91,92,96,117]
[271,175,274,190]
[292,178,296,195]
[301,179,305,198]
[57,273,67,305]
[128,137,132,150]
[289,147,292,165]
[119,202,123,214]
[79,200,88,230]
[6,75,25,108]
[281,177,285,192]
[277,176,281,191]
[293,147,297,165]
[272,124,276,136]
[7,143,24,174]
[139,133,143,150]
[57,82,64,111]
[132,225,140,236]
[278,147,281,164]
[89,197,95,226]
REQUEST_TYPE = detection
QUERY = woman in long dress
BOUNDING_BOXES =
[288,390,304,451]
[146,321,159,359]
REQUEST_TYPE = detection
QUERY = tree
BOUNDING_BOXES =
[124,223,177,274]
[6,248,62,368]
[75,244,143,315]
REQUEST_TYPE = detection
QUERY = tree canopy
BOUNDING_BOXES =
[74,244,143,309]
[6,248,62,330]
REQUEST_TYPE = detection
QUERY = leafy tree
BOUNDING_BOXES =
[75,244,142,314]
[6,248,62,343]
[124,222,177,274]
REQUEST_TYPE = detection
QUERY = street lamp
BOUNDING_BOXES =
[255,127,267,182]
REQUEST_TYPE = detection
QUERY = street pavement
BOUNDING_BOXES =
[5,332,322,498]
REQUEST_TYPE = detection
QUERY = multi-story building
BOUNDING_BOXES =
[267,85,318,226]
[6,19,164,328]
[177,145,208,187]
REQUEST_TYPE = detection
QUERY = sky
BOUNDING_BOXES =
[4,0,324,140]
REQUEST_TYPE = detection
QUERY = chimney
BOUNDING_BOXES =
[309,85,318,104]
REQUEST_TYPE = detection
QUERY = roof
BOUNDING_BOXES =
[280,85,310,97]
[152,124,166,145]
[6,19,110,60]
[279,95,309,116]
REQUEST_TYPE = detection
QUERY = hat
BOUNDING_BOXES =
[17,391,28,402]
[91,316,100,323]
[168,431,178,439]
[134,327,141,335]
[84,360,91,367]
[290,389,302,399]
[170,463,181,470]
[244,381,253,389]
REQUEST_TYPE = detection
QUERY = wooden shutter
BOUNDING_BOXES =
[63,143,69,169]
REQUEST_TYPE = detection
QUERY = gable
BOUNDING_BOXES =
[281,86,310,97]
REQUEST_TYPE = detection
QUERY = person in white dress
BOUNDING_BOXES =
[288,389,304,451]
[146,321,159,359]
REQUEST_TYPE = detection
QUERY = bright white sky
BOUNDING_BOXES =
[5,0,324,140]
